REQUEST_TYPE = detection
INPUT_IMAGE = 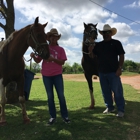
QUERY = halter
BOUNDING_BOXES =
[83,26,97,46]
[27,25,49,56]
[82,25,97,55]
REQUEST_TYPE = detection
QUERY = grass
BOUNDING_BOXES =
[35,71,140,77]
[122,71,139,76]
[1,78,140,140]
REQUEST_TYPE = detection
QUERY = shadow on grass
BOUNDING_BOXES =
[1,98,140,140]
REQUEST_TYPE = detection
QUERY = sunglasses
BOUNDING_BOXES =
[102,31,112,35]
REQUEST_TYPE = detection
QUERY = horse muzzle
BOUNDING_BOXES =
[38,50,50,60]
[36,44,50,59]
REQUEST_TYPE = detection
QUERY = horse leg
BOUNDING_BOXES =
[85,73,95,109]
[0,78,7,125]
[17,77,30,123]
[19,96,30,123]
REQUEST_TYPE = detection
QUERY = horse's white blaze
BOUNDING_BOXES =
[0,78,5,102]
[91,25,96,31]
[0,32,14,52]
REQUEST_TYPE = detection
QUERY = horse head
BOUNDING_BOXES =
[28,17,50,59]
[83,22,98,46]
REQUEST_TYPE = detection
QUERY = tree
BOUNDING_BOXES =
[0,0,15,38]
[63,62,72,74]
[0,0,17,103]
[32,63,41,73]
[72,62,83,74]
[124,60,138,72]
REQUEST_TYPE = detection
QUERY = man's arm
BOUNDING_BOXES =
[116,54,124,76]
[118,54,124,69]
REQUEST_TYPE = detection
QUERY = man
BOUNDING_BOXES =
[89,24,125,117]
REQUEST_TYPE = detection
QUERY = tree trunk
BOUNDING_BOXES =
[5,0,15,38]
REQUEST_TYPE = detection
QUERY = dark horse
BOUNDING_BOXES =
[81,23,98,109]
[0,17,50,125]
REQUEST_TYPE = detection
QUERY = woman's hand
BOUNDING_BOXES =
[30,52,41,63]
[45,56,65,65]
[30,52,35,58]
[45,56,54,62]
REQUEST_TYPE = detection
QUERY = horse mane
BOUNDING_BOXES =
[0,32,16,52]
[0,24,33,53]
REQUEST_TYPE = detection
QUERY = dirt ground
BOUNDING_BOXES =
[62,74,140,91]
[35,74,140,90]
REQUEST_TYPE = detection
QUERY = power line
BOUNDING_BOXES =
[89,0,140,25]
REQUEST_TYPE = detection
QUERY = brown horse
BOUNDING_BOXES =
[0,17,50,125]
[81,23,98,109]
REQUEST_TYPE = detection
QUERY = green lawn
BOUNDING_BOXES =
[1,79,140,140]
[122,71,139,76]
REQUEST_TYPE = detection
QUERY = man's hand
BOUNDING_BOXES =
[116,68,122,76]
[88,45,94,54]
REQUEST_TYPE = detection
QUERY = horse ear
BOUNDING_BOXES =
[34,17,39,25]
[43,22,48,28]
[95,23,98,27]
[83,22,87,28]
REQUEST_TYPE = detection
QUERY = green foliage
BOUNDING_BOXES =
[63,62,73,74]
[31,63,41,73]
[25,63,41,73]
[63,62,83,74]
[122,71,140,76]
[123,60,140,72]
[1,79,140,140]
[25,59,140,74]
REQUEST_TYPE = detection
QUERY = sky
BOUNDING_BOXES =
[0,0,140,66]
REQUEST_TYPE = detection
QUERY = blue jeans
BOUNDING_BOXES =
[99,72,125,112]
[43,74,68,118]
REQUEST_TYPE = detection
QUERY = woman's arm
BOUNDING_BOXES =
[30,52,41,63]
[45,56,65,65]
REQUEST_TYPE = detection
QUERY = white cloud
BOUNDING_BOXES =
[124,42,140,54]
[1,0,140,66]
[124,1,140,8]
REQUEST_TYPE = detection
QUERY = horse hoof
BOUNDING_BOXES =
[0,121,7,126]
[89,106,95,109]
[23,118,30,124]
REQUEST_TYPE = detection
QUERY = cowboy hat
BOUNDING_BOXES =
[99,24,117,36]
[46,28,61,40]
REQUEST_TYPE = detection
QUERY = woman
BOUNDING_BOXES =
[30,28,70,125]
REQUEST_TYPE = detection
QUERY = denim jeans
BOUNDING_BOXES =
[99,72,125,112]
[43,74,68,118]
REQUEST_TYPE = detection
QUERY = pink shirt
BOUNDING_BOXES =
[37,45,67,76]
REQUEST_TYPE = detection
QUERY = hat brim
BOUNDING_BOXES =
[46,32,61,41]
[99,28,117,36]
